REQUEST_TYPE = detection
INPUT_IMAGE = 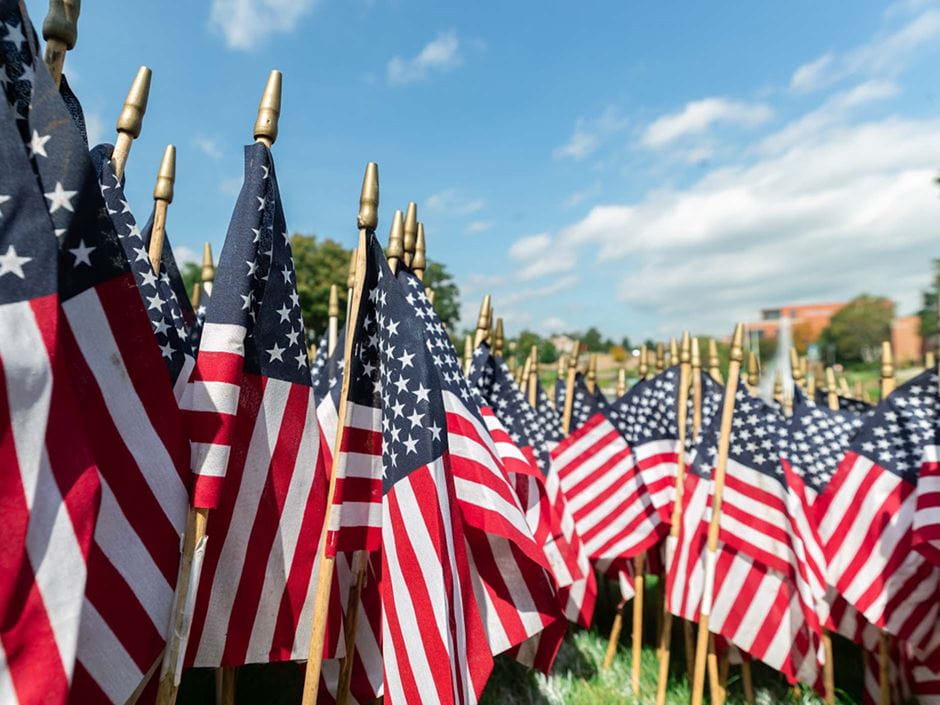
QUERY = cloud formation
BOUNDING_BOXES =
[209,0,318,50]
[387,31,462,85]
[554,108,627,160]
[426,188,484,216]
[641,97,773,149]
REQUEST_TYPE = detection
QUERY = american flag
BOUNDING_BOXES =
[190,283,210,352]
[0,11,100,705]
[90,145,195,401]
[667,381,826,686]
[183,142,332,667]
[468,343,597,629]
[556,371,609,430]
[327,235,561,703]
[814,388,875,416]
[549,373,666,568]
[2,7,193,703]
[816,368,940,667]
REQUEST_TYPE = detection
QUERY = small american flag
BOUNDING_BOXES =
[668,381,825,686]
[183,142,332,668]
[141,213,197,333]
[817,368,940,667]
[0,9,100,705]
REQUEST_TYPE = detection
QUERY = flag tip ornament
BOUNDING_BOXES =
[880,340,895,398]
[386,209,404,271]
[493,318,504,358]
[413,222,427,280]
[254,69,282,147]
[112,66,152,181]
[680,331,691,364]
[201,242,215,284]
[148,145,175,274]
[402,202,418,268]
[474,295,492,347]
[42,0,80,86]
[747,351,759,390]
[358,162,379,230]
[328,284,339,318]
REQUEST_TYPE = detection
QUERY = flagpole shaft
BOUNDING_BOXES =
[301,229,369,705]
[149,200,168,274]
[630,552,645,693]
[214,667,236,705]
[706,634,725,705]
[155,507,209,705]
[741,659,755,705]
[655,333,691,705]
[690,324,744,705]
[602,603,627,670]
[336,550,369,705]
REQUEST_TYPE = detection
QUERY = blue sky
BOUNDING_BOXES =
[29,0,940,340]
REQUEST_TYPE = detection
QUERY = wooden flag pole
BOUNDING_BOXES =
[875,341,896,705]
[560,342,581,435]
[111,66,151,182]
[708,339,723,384]
[528,346,539,407]
[927,351,936,370]
[655,342,666,375]
[654,332,692,705]
[41,0,79,87]
[345,249,357,324]
[687,339,701,685]
[147,145,175,273]
[586,353,598,393]
[300,161,378,705]
[155,68,281,705]
[839,375,852,398]
[690,323,745,705]
[669,338,678,367]
[519,354,532,393]
[638,347,649,381]
[327,284,340,356]
[463,334,474,377]
[746,352,759,395]
[616,367,626,397]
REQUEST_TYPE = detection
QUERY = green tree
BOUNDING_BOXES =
[620,336,632,352]
[291,234,351,341]
[181,262,200,300]
[424,260,460,331]
[514,329,542,366]
[819,295,894,364]
[582,326,605,352]
[917,257,940,344]
[539,340,558,364]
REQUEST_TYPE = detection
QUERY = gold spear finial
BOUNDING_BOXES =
[586,354,598,392]
[254,70,282,147]
[790,348,804,389]
[111,66,152,181]
[402,202,418,268]
[638,347,649,379]
[426,288,436,305]
[655,342,665,374]
[680,331,691,365]
[670,338,679,365]
[616,367,626,396]
[494,318,505,358]
[730,324,745,364]
[413,223,427,281]
[747,351,760,390]
[708,338,722,384]
[926,351,936,369]
[474,295,492,347]
[386,209,405,272]
[201,242,215,289]
[557,353,568,379]
[192,281,202,309]
[773,369,784,405]
[839,376,851,397]
[328,284,339,318]
[463,334,473,376]
[826,368,839,409]
[358,162,379,231]
[148,145,175,274]
[346,249,357,291]
[42,0,81,87]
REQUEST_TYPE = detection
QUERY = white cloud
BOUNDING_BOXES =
[507,233,576,281]
[551,115,940,334]
[173,245,200,267]
[219,176,243,196]
[790,7,940,92]
[508,233,550,260]
[542,316,568,332]
[387,31,462,85]
[193,136,223,160]
[209,0,317,50]
[426,188,484,215]
[641,98,773,149]
[465,220,491,234]
[554,107,627,160]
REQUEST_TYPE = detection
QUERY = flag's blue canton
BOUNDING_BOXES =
[609,367,678,445]
[142,214,197,332]
[0,86,58,303]
[0,4,128,303]
[314,327,346,408]
[468,343,544,461]
[554,377,565,411]
[534,379,564,441]
[349,239,447,493]
[208,143,309,385]
[90,145,193,382]
[727,381,790,482]
[786,386,864,494]
[847,368,938,485]
[309,331,330,389]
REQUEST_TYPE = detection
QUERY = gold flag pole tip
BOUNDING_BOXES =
[254,70,282,147]
[358,163,379,230]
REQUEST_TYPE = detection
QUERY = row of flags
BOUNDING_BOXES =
[2,1,939,702]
